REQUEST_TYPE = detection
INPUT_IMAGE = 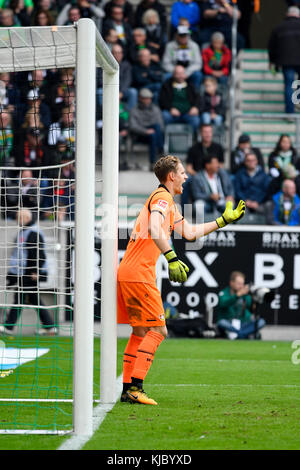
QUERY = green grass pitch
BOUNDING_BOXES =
[0,337,299,450]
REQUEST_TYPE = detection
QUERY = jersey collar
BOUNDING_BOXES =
[158,183,170,193]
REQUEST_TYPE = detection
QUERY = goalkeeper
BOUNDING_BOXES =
[118,155,245,405]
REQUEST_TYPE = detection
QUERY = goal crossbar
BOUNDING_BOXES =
[0,23,118,74]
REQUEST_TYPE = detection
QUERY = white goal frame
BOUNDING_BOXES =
[0,19,119,437]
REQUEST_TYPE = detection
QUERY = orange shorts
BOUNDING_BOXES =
[117,280,166,327]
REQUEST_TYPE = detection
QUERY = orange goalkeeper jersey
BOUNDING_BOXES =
[118,184,184,284]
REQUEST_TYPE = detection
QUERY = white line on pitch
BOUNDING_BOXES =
[57,374,123,451]
[158,359,290,363]
[148,383,300,388]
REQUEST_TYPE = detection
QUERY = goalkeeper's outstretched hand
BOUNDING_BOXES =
[164,250,189,283]
[216,200,246,228]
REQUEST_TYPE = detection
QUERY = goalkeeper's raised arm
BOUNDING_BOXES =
[175,199,246,241]
[149,156,246,244]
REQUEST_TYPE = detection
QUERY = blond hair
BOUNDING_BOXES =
[153,155,181,183]
[142,8,160,25]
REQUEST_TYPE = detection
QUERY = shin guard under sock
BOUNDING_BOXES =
[131,330,164,382]
[122,334,143,391]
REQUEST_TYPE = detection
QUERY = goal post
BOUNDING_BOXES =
[0,19,119,436]
[74,18,119,437]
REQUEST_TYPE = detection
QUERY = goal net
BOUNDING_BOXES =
[0,20,119,435]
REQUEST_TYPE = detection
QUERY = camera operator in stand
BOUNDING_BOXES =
[216,271,266,340]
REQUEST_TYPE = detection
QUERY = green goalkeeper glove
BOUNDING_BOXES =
[164,249,189,283]
[216,200,246,228]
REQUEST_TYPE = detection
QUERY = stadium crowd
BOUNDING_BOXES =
[0,0,300,226]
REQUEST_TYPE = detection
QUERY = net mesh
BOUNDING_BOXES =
[0,164,75,432]
[0,20,114,434]
[0,64,101,433]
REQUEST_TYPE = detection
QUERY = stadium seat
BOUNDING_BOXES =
[163,123,194,159]
[125,131,151,169]
[237,211,266,225]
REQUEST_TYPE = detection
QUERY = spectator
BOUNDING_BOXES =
[20,88,51,131]
[162,25,203,90]
[266,162,300,200]
[19,169,41,213]
[16,86,51,135]
[59,67,75,90]
[186,123,224,175]
[49,85,75,124]
[234,151,271,214]
[190,154,234,216]
[236,0,258,49]
[128,27,160,64]
[16,0,34,14]
[176,16,199,44]
[268,6,300,114]
[182,121,225,208]
[200,0,245,50]
[42,176,75,221]
[170,0,201,37]
[134,0,167,39]
[3,169,42,220]
[112,44,138,111]
[102,4,132,48]
[104,27,125,52]
[265,178,300,226]
[231,133,265,174]
[34,0,58,23]
[49,152,76,220]
[48,106,75,149]
[4,0,34,17]
[159,64,200,134]
[10,0,31,26]
[0,208,55,336]
[104,0,134,25]
[21,106,44,134]
[56,0,105,30]
[118,98,130,148]
[129,88,164,169]
[44,68,75,122]
[31,8,55,25]
[21,68,50,103]
[0,108,14,166]
[202,31,231,85]
[15,127,51,168]
[57,4,81,25]
[216,271,265,340]
[0,8,20,26]
[141,8,166,59]
[132,48,163,103]
[268,134,300,179]
[48,134,74,167]
[60,153,75,180]
[42,137,75,218]
[199,76,225,127]
[0,72,22,111]
[97,44,138,111]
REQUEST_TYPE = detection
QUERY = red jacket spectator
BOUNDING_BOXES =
[202,43,231,77]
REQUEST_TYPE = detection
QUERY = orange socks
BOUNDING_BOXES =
[131,330,164,382]
[122,334,143,385]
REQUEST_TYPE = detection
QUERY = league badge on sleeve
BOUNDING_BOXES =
[155,199,168,212]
